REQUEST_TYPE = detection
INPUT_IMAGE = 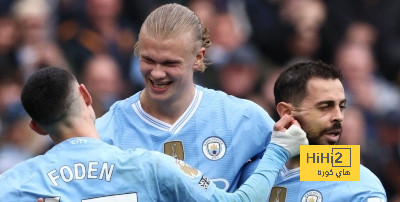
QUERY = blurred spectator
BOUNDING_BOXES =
[0,78,22,169]
[0,103,52,174]
[80,54,130,116]
[56,0,85,23]
[58,0,137,81]
[339,106,367,156]
[335,43,400,121]
[321,0,400,84]
[0,15,19,74]
[0,0,398,199]
[344,21,377,46]
[216,45,262,99]
[0,77,22,119]
[122,0,164,29]
[282,0,326,61]
[207,12,247,63]
[202,11,260,91]
[188,0,217,31]
[0,76,52,173]
[11,0,70,80]
[260,67,284,121]
[244,0,287,65]
[334,41,400,200]
[123,0,187,29]
[244,0,326,66]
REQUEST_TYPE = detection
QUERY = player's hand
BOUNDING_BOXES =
[37,198,44,202]
[270,114,308,157]
[273,114,301,131]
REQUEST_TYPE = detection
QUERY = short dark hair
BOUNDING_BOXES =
[274,60,342,106]
[21,67,76,126]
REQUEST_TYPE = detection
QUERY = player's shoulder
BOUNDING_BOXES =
[360,165,385,188]
[360,165,380,180]
[196,85,265,111]
[121,149,183,176]
[122,149,171,163]
[350,165,387,200]
[0,156,39,187]
[130,149,204,179]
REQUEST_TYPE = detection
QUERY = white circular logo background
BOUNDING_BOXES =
[302,190,323,202]
[202,136,226,160]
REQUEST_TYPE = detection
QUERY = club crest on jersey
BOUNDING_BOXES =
[164,141,184,160]
[301,190,323,202]
[175,159,200,178]
[202,136,226,160]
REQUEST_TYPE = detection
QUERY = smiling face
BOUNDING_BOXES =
[138,30,204,105]
[292,78,346,145]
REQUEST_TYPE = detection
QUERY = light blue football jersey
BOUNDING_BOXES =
[0,137,217,202]
[0,137,289,202]
[270,165,387,202]
[96,85,275,192]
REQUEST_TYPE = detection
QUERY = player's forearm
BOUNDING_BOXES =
[210,144,288,202]
[234,144,287,202]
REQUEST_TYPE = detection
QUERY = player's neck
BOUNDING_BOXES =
[54,118,100,144]
[140,86,196,125]
[286,155,300,169]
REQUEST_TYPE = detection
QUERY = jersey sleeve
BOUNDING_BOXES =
[228,99,275,149]
[0,161,42,201]
[211,144,288,202]
[354,166,387,201]
[332,165,387,202]
[234,100,276,184]
[238,157,261,186]
[0,174,19,200]
[146,151,217,201]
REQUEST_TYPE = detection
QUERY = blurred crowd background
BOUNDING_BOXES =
[0,0,399,200]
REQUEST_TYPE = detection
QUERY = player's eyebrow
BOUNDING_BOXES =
[141,55,181,65]
[315,99,347,107]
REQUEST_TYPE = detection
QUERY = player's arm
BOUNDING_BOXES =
[238,153,262,186]
[161,114,307,201]
[211,114,308,201]
[0,179,18,200]
[35,115,306,202]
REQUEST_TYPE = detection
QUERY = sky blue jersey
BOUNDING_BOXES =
[270,165,387,202]
[95,85,275,191]
[0,137,289,202]
[0,138,215,201]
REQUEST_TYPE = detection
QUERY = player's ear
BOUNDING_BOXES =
[79,84,92,107]
[194,47,205,70]
[29,120,48,135]
[276,102,292,118]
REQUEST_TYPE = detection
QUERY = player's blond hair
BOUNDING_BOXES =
[134,3,212,72]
